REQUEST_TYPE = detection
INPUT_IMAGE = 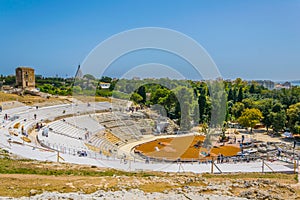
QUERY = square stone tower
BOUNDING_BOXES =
[15,67,35,88]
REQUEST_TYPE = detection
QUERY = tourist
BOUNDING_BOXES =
[240,143,243,154]
[43,127,49,137]
[217,154,221,164]
[221,154,224,163]
[34,114,37,120]
[145,157,150,164]
[36,123,40,131]
[277,147,282,157]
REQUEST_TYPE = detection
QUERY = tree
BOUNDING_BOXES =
[237,87,244,102]
[207,80,227,128]
[4,76,16,85]
[270,111,286,133]
[234,78,243,86]
[272,102,283,113]
[228,88,233,101]
[100,76,112,83]
[227,100,234,121]
[198,86,208,123]
[175,86,194,131]
[130,93,143,104]
[238,108,263,132]
[231,102,245,119]
[72,85,82,95]
[201,122,208,134]
[249,84,255,94]
[287,102,300,133]
[137,86,146,104]
[232,88,237,103]
[242,98,254,109]
[254,99,274,131]
[83,74,96,80]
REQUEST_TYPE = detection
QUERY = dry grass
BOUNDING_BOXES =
[0,153,298,198]
[202,172,296,184]
[138,182,177,193]
[75,96,111,103]
[0,174,97,197]
[0,92,69,106]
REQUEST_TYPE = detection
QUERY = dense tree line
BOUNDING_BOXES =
[117,77,300,134]
[2,74,300,134]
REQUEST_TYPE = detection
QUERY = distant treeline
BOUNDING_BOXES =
[1,74,300,133]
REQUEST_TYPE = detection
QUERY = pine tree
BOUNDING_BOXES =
[228,88,233,101]
[237,87,243,102]
[249,84,255,93]
[137,86,146,104]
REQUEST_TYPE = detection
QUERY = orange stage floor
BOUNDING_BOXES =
[134,135,240,162]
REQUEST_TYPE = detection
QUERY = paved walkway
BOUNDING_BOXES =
[0,102,294,174]
[2,140,293,174]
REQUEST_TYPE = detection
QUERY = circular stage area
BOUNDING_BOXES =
[134,135,240,162]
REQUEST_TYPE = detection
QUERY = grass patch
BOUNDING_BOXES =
[0,157,156,178]
[0,92,66,106]
[0,153,297,198]
[75,96,111,103]
[202,172,296,183]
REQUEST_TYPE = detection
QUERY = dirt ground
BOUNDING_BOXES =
[0,172,299,198]
[135,135,240,161]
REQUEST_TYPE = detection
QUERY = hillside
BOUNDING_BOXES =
[0,149,299,199]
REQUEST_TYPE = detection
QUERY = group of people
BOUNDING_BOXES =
[84,131,91,140]
[78,150,88,157]
[36,122,44,131]
[217,153,225,163]
[127,105,144,113]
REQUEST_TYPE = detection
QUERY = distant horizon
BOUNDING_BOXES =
[4,67,300,82]
[2,67,300,84]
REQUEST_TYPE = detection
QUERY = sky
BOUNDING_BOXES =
[0,0,299,81]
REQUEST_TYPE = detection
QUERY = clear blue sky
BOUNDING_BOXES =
[0,0,299,80]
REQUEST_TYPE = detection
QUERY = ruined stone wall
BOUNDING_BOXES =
[16,67,35,88]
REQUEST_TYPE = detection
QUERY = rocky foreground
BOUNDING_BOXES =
[3,189,246,200]
[2,178,299,200]
[0,153,298,199]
